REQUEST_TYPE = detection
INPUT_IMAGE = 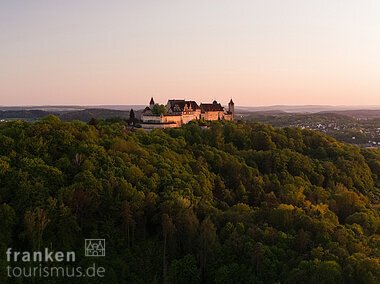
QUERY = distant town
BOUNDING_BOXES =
[242,111,380,148]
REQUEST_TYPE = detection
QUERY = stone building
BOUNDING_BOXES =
[141,98,234,129]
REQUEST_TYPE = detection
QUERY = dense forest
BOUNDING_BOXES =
[0,116,379,283]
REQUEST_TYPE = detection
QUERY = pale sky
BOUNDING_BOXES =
[1,0,380,106]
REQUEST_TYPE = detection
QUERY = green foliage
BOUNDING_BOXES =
[168,254,200,284]
[0,118,379,283]
[152,104,167,116]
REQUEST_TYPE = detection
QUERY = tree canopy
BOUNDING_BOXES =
[0,118,379,283]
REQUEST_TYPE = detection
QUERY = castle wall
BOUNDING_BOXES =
[163,115,182,127]
[141,115,162,123]
[201,111,224,121]
[182,112,200,124]
[141,99,233,128]
[141,122,177,129]
[223,114,233,121]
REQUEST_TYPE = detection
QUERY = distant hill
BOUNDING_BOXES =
[0,106,84,111]
[0,108,143,122]
[319,110,380,119]
[58,109,130,122]
[237,110,288,117]
[0,110,53,121]
[0,105,145,111]
[236,105,380,113]
[3,104,380,122]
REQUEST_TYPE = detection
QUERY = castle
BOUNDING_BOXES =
[141,98,234,129]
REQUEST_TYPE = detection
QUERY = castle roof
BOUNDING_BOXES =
[200,101,224,112]
[167,100,200,113]
[149,97,155,105]
[142,106,153,115]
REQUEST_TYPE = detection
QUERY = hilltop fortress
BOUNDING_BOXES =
[141,98,234,129]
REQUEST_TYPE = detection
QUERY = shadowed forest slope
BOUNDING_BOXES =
[0,117,379,283]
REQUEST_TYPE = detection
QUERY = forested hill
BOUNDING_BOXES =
[0,108,135,122]
[0,116,379,283]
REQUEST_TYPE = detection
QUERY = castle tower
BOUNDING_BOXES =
[228,98,235,120]
[149,97,155,109]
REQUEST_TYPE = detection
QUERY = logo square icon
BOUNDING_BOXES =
[85,239,105,257]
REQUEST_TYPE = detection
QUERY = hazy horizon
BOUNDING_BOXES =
[3,103,380,110]
[1,1,380,106]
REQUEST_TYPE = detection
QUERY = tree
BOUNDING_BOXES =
[252,130,275,151]
[24,208,50,250]
[162,213,176,284]
[122,201,135,248]
[130,109,135,120]
[198,217,219,282]
[0,204,15,251]
[128,109,137,127]
[152,104,167,115]
[168,254,200,284]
